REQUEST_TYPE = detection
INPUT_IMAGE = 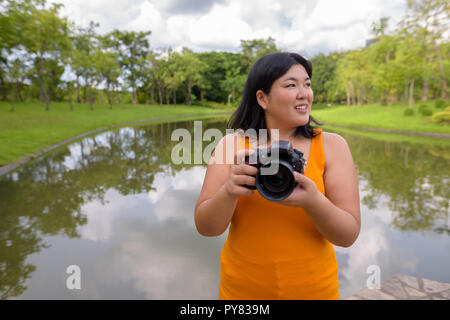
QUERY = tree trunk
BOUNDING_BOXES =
[151,86,154,105]
[435,45,448,100]
[68,83,74,111]
[421,79,429,101]
[158,81,163,106]
[186,82,192,105]
[89,86,94,111]
[408,79,415,109]
[83,74,87,103]
[107,90,112,109]
[106,81,112,109]
[349,81,355,106]
[9,82,15,112]
[172,86,177,105]
[346,85,350,106]
[404,81,408,104]
[76,74,81,103]
[132,82,137,105]
[38,56,50,111]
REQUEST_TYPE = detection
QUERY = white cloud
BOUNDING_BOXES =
[54,0,407,55]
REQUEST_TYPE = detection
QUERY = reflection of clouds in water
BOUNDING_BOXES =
[78,189,143,242]
[97,215,225,299]
[147,166,205,203]
[335,189,419,298]
[148,166,206,226]
[78,165,225,298]
[78,163,206,242]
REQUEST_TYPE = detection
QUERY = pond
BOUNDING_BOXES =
[0,118,449,299]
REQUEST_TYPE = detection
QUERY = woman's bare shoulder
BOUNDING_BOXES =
[321,131,352,166]
[322,131,348,147]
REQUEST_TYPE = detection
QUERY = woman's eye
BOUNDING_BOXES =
[287,83,296,87]
[305,82,311,87]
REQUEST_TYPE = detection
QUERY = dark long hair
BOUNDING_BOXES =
[228,52,322,139]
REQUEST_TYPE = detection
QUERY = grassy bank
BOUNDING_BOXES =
[2,100,449,168]
[0,101,232,166]
[311,102,450,135]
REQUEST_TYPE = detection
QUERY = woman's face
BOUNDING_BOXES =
[257,63,313,130]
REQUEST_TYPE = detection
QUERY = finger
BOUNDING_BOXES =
[229,184,254,196]
[233,163,259,176]
[293,171,312,186]
[235,148,254,165]
[232,175,256,187]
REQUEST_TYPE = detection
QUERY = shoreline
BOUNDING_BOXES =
[1,113,449,177]
[322,122,450,139]
[0,112,232,177]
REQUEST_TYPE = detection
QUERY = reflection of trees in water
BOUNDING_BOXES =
[0,119,227,299]
[342,133,449,235]
[6,120,445,299]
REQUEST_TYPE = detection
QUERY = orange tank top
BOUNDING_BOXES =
[219,128,339,300]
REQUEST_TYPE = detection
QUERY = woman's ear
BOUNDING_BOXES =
[256,90,268,110]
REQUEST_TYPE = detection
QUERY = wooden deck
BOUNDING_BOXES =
[344,274,450,300]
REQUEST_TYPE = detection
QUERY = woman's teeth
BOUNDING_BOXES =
[295,105,307,110]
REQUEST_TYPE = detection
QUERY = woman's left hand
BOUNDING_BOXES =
[276,172,321,209]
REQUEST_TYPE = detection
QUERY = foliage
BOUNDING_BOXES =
[0,0,448,111]
[435,98,446,109]
[431,106,450,124]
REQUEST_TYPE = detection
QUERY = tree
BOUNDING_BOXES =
[394,36,424,108]
[94,44,121,109]
[71,21,100,104]
[367,35,402,106]
[108,30,151,105]
[15,0,72,111]
[176,48,207,105]
[337,50,371,105]
[371,17,390,37]
[221,56,247,105]
[310,52,340,103]
[401,0,449,99]
[240,37,279,71]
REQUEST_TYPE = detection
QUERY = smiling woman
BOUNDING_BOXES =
[194,52,361,300]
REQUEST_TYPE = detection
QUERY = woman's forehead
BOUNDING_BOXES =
[279,64,309,81]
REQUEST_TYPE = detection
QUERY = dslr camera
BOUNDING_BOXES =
[244,140,306,201]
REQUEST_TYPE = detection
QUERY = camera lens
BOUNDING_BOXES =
[261,166,291,193]
[256,160,296,201]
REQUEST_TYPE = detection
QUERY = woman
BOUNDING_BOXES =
[194,52,360,300]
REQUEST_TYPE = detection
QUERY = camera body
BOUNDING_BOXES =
[244,140,306,201]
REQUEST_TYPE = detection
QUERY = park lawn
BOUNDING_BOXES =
[311,102,450,135]
[0,101,232,166]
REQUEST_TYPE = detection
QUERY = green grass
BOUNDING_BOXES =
[311,102,450,135]
[322,124,450,147]
[0,101,232,166]
[2,100,449,168]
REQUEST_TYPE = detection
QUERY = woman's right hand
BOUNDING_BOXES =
[224,149,259,199]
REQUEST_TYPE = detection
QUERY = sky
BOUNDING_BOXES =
[53,0,407,58]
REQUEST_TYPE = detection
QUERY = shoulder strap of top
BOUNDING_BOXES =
[308,128,325,173]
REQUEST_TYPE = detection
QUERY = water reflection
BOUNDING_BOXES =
[0,119,448,299]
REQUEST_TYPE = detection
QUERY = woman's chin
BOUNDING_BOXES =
[294,115,310,127]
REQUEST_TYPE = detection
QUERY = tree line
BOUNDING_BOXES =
[0,0,448,112]
[310,0,448,108]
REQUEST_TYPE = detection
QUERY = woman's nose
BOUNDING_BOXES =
[296,85,308,99]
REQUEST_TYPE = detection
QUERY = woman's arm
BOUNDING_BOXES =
[279,132,361,247]
[194,135,257,237]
